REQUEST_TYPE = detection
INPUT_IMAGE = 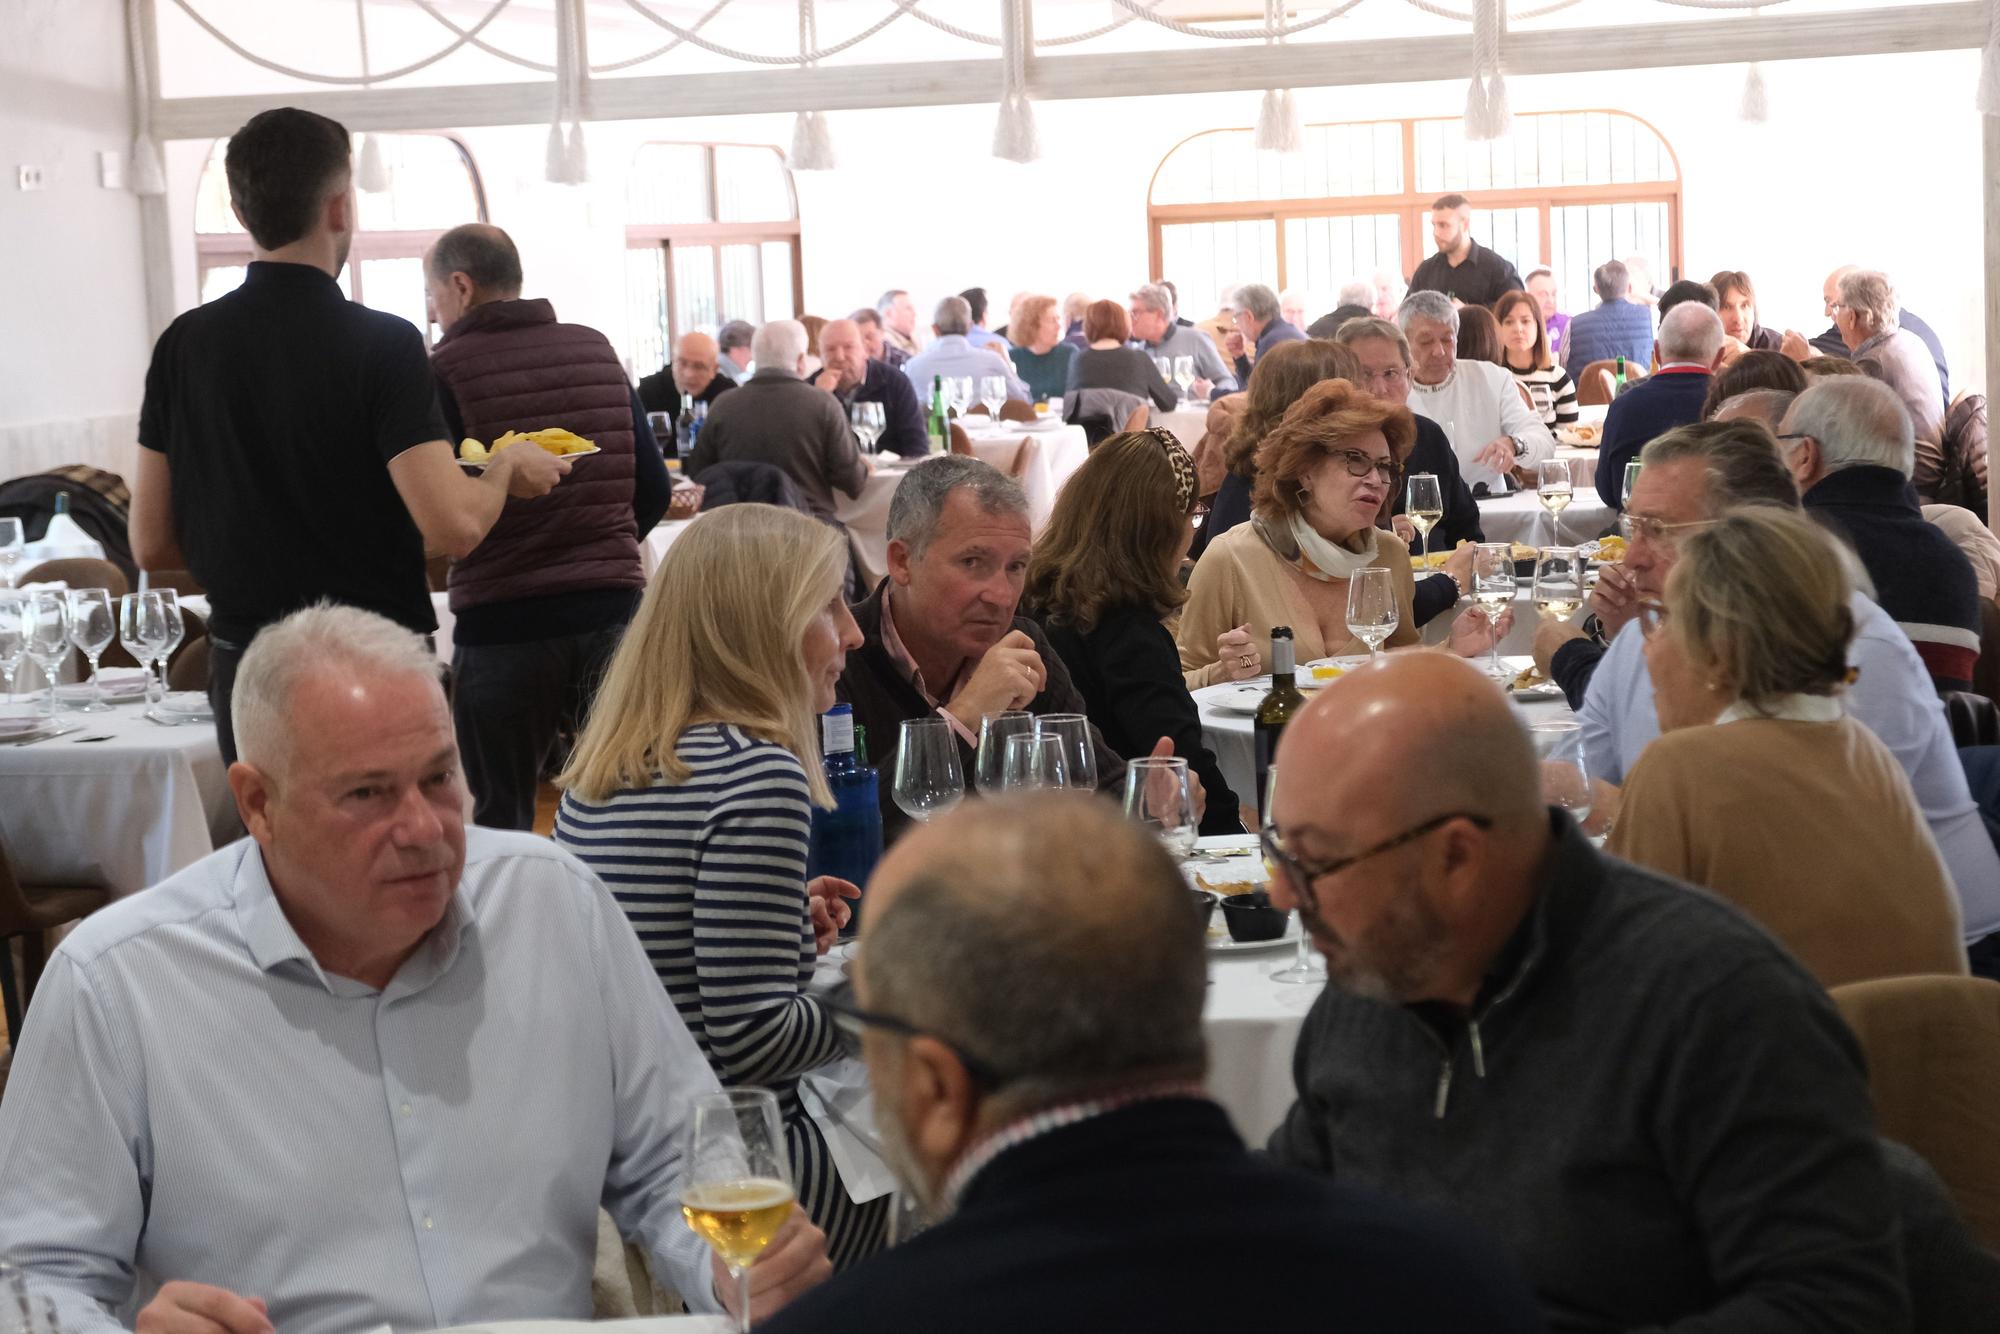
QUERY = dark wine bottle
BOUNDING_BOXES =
[1252,627,1305,824]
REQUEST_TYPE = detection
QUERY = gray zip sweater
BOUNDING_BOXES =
[1268,814,1909,1333]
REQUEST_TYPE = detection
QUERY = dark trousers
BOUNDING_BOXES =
[1969,931,2000,984]
[207,635,246,767]
[452,624,626,831]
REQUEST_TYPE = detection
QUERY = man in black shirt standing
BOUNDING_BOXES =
[1406,194,1523,308]
[128,108,566,764]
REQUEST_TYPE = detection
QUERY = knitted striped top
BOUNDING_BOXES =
[553,723,840,1115]
[1504,361,1580,427]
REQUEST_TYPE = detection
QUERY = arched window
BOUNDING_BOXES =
[1149,111,1681,319]
[625,143,802,377]
[194,132,489,341]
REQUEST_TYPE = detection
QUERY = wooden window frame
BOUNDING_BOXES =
[625,142,803,348]
[1147,111,1683,293]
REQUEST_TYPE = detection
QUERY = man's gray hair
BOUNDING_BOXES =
[1229,283,1281,324]
[933,295,973,337]
[1333,315,1412,365]
[750,319,807,371]
[1714,389,1798,433]
[1657,301,1725,366]
[426,223,523,294]
[1837,269,1900,334]
[1640,419,1801,514]
[233,603,440,779]
[1593,260,1631,302]
[1336,277,1374,308]
[886,455,1028,559]
[1129,283,1175,319]
[876,288,908,315]
[1787,377,1916,478]
[1396,289,1459,335]
[717,319,755,353]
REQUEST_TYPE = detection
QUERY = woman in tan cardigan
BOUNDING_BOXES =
[1179,379,1425,680]
[1607,507,1966,989]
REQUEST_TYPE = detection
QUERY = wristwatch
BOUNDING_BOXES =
[1511,437,1529,460]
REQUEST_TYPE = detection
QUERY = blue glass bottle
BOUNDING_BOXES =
[807,704,882,937]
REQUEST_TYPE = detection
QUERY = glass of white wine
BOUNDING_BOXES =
[1344,566,1399,657]
[1533,546,1586,624]
[681,1088,795,1334]
[1472,542,1517,679]
[1536,459,1573,546]
[1173,354,1196,401]
[1404,473,1443,565]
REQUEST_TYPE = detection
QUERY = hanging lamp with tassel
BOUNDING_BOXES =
[353,2,393,192]
[1979,0,2000,115]
[545,0,590,184]
[1253,0,1302,153]
[992,0,1039,163]
[1464,0,1512,141]
[788,0,837,170]
[125,0,166,196]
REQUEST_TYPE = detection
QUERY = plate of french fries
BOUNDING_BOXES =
[1554,424,1602,447]
[457,428,600,470]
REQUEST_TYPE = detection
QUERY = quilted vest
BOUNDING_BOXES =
[429,299,643,614]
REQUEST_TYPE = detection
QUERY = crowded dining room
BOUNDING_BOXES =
[8,0,2000,1329]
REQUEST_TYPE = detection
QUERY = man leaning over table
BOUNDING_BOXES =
[838,456,1154,844]
[127,108,566,768]
[0,605,829,1334]
[423,222,674,832]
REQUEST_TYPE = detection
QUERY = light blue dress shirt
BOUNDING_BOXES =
[0,829,723,1334]
[1579,592,2000,941]
[901,335,1030,403]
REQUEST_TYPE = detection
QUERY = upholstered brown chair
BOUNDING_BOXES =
[0,832,109,1044]
[1831,975,2000,1250]
[1574,362,1618,407]
[948,422,973,456]
[996,398,1037,423]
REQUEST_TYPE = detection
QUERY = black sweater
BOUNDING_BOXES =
[1034,601,1244,835]
[1065,347,1177,412]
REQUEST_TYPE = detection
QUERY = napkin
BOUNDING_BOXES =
[798,1057,900,1204]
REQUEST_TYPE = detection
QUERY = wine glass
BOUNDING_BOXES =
[1122,756,1196,860]
[156,588,185,693]
[949,376,975,419]
[1034,713,1097,793]
[64,588,115,712]
[1472,542,1517,679]
[1532,547,1586,625]
[120,591,171,707]
[1173,354,1196,402]
[891,717,965,823]
[1265,763,1326,985]
[978,375,1007,421]
[975,710,1035,791]
[1536,458,1573,546]
[1153,355,1174,401]
[22,589,69,719]
[1530,721,1594,831]
[1622,459,1643,510]
[1344,566,1398,656]
[1403,473,1443,565]
[680,1088,795,1334]
[0,594,26,702]
[1000,731,1068,791]
[848,401,885,455]
[0,518,23,590]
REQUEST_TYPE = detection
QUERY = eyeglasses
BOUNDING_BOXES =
[1258,812,1492,905]
[819,978,1008,1089]
[1362,366,1409,387]
[1326,448,1402,484]
[1624,514,1718,546]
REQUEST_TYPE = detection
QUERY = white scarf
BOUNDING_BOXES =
[1253,513,1382,582]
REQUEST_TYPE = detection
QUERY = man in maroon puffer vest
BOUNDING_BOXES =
[427,224,674,829]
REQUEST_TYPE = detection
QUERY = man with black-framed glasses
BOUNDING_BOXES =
[1263,651,1908,1331]
[759,792,1544,1334]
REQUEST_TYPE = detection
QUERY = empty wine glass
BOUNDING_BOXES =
[0,518,23,590]
[1622,459,1643,510]
[156,588,185,693]
[978,375,1007,421]
[120,591,170,707]
[1531,721,1594,831]
[1153,354,1174,399]
[0,595,26,702]
[1472,542,1516,679]
[1344,566,1399,656]
[1404,473,1443,564]
[1266,763,1326,985]
[1000,731,1067,791]
[1173,354,1196,401]
[849,400,885,454]
[22,590,69,719]
[949,376,975,418]
[1122,756,1196,860]
[680,1088,795,1334]
[1034,713,1097,793]
[65,588,115,712]
[1537,458,1573,546]
[1532,547,1586,623]
[891,717,964,823]
[975,710,1035,791]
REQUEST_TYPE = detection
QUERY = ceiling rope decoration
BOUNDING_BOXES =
[1978,0,2000,114]
[125,0,169,196]
[788,0,837,170]
[1253,0,1303,153]
[354,0,394,191]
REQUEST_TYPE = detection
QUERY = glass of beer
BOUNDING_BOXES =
[681,1088,796,1332]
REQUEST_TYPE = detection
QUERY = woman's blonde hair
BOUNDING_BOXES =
[557,504,847,806]
[1665,506,1856,711]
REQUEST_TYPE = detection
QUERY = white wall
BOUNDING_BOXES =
[0,0,152,477]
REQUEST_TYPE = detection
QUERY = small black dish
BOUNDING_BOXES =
[1189,889,1219,932]
[1219,889,1288,943]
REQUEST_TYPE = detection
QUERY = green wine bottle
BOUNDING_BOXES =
[1252,627,1306,825]
[929,376,950,454]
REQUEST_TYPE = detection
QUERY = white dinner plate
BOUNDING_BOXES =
[157,690,214,720]
[0,715,56,744]
[1198,683,1269,715]
[1207,915,1302,953]
[458,445,601,472]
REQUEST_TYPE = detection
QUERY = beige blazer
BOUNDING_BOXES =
[1178,521,1419,687]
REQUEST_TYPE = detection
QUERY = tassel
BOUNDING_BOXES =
[1739,62,1769,123]
[545,122,569,183]
[1978,0,2000,114]
[1464,74,1492,139]
[564,120,589,181]
[130,135,166,197]
[357,133,391,193]
[992,93,1039,165]
[1484,69,1512,136]
[1255,89,1302,154]
[790,110,837,171]
[1463,0,1509,141]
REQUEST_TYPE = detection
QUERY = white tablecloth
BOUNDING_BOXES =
[1476,488,1617,548]
[1196,655,1574,820]
[0,696,238,895]
[1154,404,1215,444]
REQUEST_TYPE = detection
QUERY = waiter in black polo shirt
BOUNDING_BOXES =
[1406,194,1524,309]
[128,108,567,765]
